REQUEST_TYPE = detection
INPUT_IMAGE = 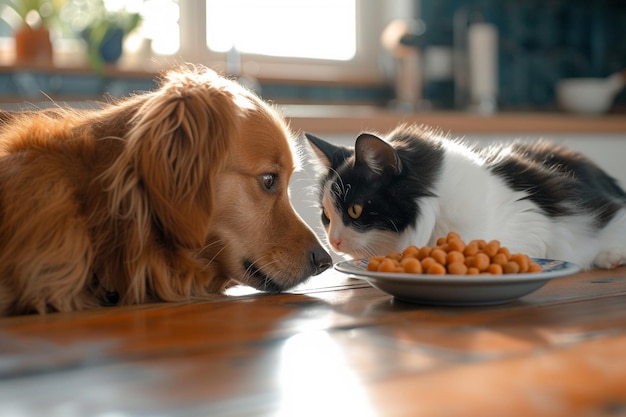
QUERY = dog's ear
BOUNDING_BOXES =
[107,68,249,248]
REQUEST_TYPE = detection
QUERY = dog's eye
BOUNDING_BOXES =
[261,174,277,191]
[348,204,362,219]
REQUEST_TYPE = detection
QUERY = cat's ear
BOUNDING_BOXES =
[355,133,401,175]
[305,132,352,169]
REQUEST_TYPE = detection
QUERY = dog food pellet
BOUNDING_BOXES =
[447,261,468,275]
[487,263,503,275]
[400,257,423,274]
[426,262,447,275]
[366,232,542,275]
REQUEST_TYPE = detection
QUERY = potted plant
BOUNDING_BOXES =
[0,0,64,65]
[83,8,142,73]
[60,0,141,73]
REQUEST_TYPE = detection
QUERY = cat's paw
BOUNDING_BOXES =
[593,249,626,269]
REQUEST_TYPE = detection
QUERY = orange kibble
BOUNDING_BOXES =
[401,257,423,274]
[497,247,511,260]
[367,234,540,276]
[503,261,521,274]
[421,257,438,271]
[447,238,466,253]
[447,250,465,265]
[484,240,500,258]
[378,258,398,273]
[511,253,530,273]
[431,248,448,266]
[491,252,508,266]
[475,239,487,250]
[473,252,491,271]
[418,246,433,260]
[464,241,479,256]
[402,245,419,258]
[427,263,447,275]
[447,261,468,275]
[436,243,450,252]
[387,252,402,261]
[488,263,503,275]
[367,258,382,271]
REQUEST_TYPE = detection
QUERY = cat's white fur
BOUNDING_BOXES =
[324,138,626,269]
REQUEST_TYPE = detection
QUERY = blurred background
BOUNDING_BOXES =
[0,0,624,112]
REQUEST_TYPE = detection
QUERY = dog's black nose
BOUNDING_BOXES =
[310,245,332,275]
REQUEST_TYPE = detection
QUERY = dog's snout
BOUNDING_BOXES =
[310,245,332,275]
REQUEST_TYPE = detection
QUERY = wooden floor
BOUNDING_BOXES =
[1,266,626,417]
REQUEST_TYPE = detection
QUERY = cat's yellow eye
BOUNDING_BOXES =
[348,204,363,219]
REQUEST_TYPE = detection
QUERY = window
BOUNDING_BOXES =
[205,0,356,61]
[179,0,387,82]
[0,0,392,83]
[136,0,179,55]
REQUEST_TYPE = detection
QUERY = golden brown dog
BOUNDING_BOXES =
[0,65,331,316]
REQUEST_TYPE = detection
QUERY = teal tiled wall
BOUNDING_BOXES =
[419,0,626,110]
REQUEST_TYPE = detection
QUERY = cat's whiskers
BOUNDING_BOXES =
[342,184,351,202]
[328,167,350,200]
[388,219,400,233]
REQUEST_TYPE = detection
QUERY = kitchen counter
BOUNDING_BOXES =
[283,105,626,134]
[2,266,626,416]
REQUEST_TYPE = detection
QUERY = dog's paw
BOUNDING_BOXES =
[593,249,626,269]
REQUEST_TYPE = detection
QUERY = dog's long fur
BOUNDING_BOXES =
[0,65,331,316]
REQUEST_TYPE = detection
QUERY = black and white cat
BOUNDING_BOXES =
[305,124,626,269]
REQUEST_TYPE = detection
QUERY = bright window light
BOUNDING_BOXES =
[141,0,179,55]
[206,0,356,61]
[104,0,180,56]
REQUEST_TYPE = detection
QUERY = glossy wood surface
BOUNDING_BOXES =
[1,266,626,417]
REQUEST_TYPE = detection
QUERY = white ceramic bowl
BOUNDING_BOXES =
[334,258,581,306]
[557,74,624,115]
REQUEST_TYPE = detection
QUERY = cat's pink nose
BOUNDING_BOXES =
[330,238,341,251]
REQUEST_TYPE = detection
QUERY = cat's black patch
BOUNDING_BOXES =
[308,125,445,233]
[355,133,401,175]
[483,141,626,227]
[305,133,352,169]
